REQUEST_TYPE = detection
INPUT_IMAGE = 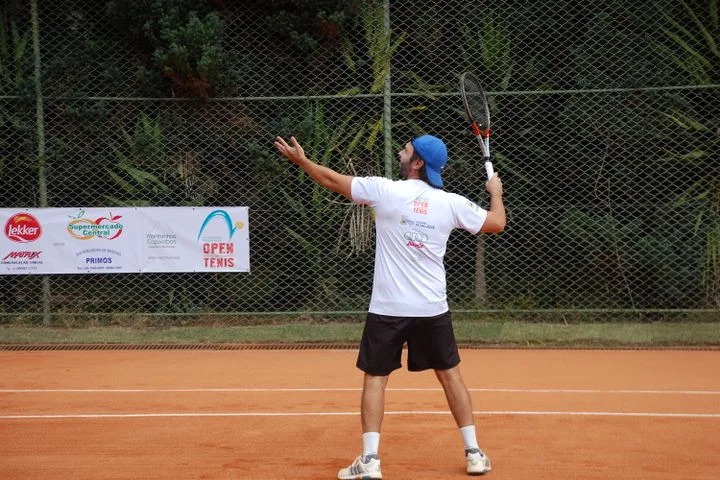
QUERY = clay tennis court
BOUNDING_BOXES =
[1,348,719,479]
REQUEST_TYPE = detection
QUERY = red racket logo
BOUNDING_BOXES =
[4,213,42,243]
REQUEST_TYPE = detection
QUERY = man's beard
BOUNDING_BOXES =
[399,161,410,180]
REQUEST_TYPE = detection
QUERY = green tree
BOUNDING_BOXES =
[0,13,35,208]
[658,0,720,307]
[108,0,235,98]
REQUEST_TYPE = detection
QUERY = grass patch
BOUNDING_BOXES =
[1,321,719,347]
[494,322,720,346]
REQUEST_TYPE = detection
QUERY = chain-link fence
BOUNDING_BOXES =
[1,0,718,323]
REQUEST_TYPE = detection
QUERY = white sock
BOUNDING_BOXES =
[459,425,480,451]
[362,432,380,458]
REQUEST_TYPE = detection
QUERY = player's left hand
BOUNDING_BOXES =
[274,136,308,166]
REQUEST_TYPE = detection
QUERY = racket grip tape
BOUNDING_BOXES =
[484,160,494,180]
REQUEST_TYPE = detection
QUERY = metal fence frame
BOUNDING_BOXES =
[0,0,718,323]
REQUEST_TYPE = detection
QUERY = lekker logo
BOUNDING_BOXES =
[4,213,42,243]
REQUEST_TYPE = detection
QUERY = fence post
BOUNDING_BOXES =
[382,0,393,179]
[30,0,50,325]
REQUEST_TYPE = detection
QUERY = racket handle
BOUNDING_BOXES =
[484,160,494,180]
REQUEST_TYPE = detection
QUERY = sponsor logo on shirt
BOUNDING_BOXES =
[403,230,427,250]
[465,200,483,212]
[403,230,428,243]
[413,197,429,215]
[400,215,435,230]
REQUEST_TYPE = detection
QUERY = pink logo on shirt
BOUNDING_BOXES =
[413,198,429,214]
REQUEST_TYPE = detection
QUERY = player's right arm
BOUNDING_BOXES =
[480,175,506,233]
[274,136,353,200]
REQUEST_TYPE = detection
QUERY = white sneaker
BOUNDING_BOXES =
[466,449,492,475]
[337,455,383,480]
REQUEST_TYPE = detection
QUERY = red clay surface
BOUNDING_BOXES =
[1,349,719,479]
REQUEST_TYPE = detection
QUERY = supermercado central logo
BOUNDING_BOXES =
[197,209,244,268]
[4,213,42,243]
[67,210,123,240]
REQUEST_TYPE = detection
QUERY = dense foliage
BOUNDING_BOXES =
[0,0,717,318]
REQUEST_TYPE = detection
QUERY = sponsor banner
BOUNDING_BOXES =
[140,207,249,273]
[64,208,142,273]
[0,207,250,274]
[1,208,142,274]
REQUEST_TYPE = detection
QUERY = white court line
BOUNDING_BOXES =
[1,387,719,395]
[1,410,720,420]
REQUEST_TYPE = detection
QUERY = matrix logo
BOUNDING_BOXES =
[67,210,123,240]
[4,213,42,243]
[3,251,42,261]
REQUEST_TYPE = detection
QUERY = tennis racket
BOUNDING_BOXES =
[460,72,494,179]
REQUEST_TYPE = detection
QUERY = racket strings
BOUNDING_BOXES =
[462,78,490,130]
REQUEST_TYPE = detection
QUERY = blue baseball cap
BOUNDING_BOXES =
[411,135,447,188]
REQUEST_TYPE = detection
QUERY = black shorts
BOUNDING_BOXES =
[356,311,461,376]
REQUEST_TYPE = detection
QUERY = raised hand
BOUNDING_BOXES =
[486,174,503,197]
[274,136,308,166]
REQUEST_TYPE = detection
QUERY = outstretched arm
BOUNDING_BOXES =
[274,136,353,200]
[480,174,506,233]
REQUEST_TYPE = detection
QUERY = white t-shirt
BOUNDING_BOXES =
[351,177,488,317]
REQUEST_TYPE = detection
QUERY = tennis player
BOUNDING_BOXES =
[274,134,505,478]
